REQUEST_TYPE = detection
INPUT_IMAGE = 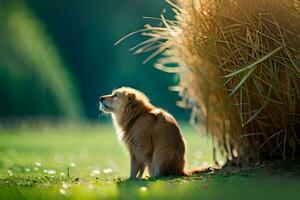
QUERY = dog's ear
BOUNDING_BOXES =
[130,102,138,109]
[128,93,137,109]
[128,93,135,101]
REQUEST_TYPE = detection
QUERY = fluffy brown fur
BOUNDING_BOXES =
[99,87,204,178]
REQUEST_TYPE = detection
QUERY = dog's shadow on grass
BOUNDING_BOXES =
[116,169,215,186]
[115,167,217,199]
[117,175,182,184]
[115,176,183,199]
[115,174,210,199]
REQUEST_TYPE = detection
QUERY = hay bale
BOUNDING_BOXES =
[134,0,300,166]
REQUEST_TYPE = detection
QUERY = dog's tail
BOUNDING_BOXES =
[184,167,214,176]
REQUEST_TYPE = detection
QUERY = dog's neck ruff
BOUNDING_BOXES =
[122,111,145,134]
[112,111,145,142]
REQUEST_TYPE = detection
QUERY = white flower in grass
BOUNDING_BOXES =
[43,169,48,173]
[35,162,42,167]
[60,172,65,176]
[103,168,113,174]
[90,169,101,177]
[70,162,76,167]
[7,170,13,176]
[140,186,148,192]
[62,182,69,189]
[59,188,66,195]
[24,168,31,172]
[93,169,101,175]
[47,169,56,175]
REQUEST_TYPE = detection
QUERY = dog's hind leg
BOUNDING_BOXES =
[137,163,145,178]
[150,164,161,177]
[149,152,162,177]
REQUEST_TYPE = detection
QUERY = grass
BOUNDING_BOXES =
[0,122,300,200]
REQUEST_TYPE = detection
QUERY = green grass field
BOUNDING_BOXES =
[0,123,300,200]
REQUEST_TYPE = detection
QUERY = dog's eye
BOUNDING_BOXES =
[114,92,120,97]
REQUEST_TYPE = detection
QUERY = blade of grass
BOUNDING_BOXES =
[224,46,283,78]
[229,66,255,96]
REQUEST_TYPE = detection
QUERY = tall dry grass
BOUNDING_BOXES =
[124,0,300,166]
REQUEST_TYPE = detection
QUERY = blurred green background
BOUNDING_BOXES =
[0,0,189,122]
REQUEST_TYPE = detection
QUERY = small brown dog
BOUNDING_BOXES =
[99,87,188,178]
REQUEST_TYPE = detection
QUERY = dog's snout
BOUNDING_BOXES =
[99,96,104,102]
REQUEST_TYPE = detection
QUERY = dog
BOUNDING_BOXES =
[99,87,204,178]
